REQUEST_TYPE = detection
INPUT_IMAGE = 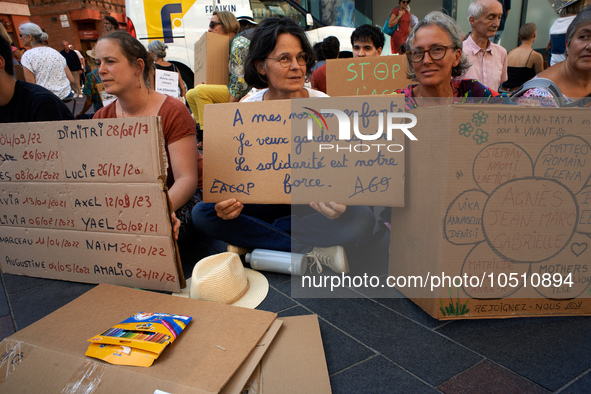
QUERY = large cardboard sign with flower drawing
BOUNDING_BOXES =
[389,104,591,320]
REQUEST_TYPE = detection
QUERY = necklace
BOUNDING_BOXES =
[415,86,453,98]
[120,90,150,118]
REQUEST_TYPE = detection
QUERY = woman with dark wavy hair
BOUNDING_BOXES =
[193,17,376,274]
[242,17,322,100]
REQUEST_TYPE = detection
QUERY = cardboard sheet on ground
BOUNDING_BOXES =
[244,315,331,393]
[388,104,591,319]
[220,319,283,393]
[0,117,184,291]
[326,55,409,97]
[0,284,278,393]
[204,96,410,206]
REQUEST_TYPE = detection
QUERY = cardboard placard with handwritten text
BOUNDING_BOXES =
[155,69,179,97]
[204,96,409,206]
[389,104,591,319]
[326,55,409,97]
[0,117,183,291]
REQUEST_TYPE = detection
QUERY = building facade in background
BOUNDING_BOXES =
[1,0,125,66]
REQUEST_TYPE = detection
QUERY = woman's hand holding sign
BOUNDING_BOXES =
[215,199,244,220]
[310,201,346,220]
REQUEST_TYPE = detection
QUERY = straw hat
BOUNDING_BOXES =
[173,252,268,309]
[86,47,96,59]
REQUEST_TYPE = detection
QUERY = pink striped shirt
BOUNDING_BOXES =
[460,35,508,91]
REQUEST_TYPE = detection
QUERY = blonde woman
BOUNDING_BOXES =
[185,11,244,143]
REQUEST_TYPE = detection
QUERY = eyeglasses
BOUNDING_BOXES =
[407,45,456,63]
[266,52,309,68]
[209,21,222,29]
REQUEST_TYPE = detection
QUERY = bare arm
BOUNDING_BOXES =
[177,70,186,97]
[388,12,398,28]
[76,97,93,118]
[533,52,544,75]
[23,67,36,84]
[167,135,199,212]
[65,67,75,84]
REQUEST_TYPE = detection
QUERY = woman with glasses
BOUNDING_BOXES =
[18,23,75,100]
[185,11,245,144]
[240,18,328,101]
[388,0,412,55]
[394,11,502,107]
[192,17,376,274]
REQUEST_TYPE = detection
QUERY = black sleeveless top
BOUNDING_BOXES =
[502,50,537,89]
[154,63,177,72]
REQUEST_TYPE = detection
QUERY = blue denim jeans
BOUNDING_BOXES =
[191,203,376,253]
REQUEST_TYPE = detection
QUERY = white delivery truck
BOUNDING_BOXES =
[126,0,252,89]
[126,0,318,90]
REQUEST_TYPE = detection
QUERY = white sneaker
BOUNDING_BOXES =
[307,246,349,274]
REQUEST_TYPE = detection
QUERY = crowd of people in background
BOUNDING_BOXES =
[3,0,589,117]
[1,0,590,271]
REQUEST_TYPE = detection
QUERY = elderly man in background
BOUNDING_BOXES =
[461,0,508,91]
[60,40,83,97]
[103,15,119,33]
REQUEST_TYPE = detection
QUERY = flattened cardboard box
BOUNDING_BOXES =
[326,55,409,97]
[220,319,283,394]
[389,104,591,319]
[194,32,230,86]
[204,97,408,206]
[244,315,331,394]
[0,117,184,291]
[0,284,277,393]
